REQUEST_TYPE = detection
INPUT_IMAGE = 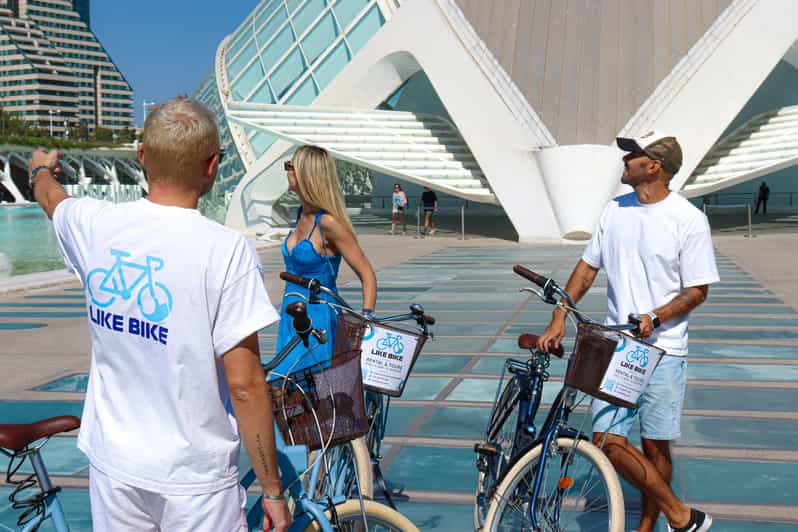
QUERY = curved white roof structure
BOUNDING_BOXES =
[226,101,496,203]
[683,106,798,197]
[193,0,798,241]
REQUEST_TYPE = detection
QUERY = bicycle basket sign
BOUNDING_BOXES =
[360,322,423,396]
[597,333,665,405]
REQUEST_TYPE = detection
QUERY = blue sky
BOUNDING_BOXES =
[91,1,255,127]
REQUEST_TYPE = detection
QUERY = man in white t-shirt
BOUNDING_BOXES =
[29,97,291,531]
[538,132,718,532]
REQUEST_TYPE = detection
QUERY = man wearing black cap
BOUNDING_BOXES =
[539,131,718,532]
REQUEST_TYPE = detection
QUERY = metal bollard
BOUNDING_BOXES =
[460,205,465,240]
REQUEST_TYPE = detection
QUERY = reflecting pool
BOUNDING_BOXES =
[0,205,65,276]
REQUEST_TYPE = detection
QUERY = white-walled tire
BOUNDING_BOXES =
[303,499,419,531]
[482,437,624,531]
[306,436,374,500]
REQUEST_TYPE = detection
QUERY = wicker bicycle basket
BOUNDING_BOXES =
[565,322,664,409]
[269,313,368,450]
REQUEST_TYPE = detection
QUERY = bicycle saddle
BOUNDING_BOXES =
[0,416,80,452]
[518,334,565,358]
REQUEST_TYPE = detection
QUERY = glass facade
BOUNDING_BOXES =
[194,0,387,221]
[194,71,247,223]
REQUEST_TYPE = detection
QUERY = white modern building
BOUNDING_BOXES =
[193,0,798,241]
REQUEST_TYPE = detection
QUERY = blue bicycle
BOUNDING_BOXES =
[278,272,434,510]
[86,249,172,322]
[473,265,632,532]
[248,301,417,531]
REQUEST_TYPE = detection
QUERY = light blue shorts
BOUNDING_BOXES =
[591,355,687,441]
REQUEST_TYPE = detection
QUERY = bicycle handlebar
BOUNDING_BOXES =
[513,264,549,289]
[280,272,317,290]
[261,301,318,373]
[278,272,436,329]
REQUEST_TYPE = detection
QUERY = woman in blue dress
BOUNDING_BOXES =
[271,145,377,379]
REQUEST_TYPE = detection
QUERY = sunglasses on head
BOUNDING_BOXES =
[284,161,294,171]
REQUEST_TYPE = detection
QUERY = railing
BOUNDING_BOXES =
[701,191,798,207]
[365,194,470,210]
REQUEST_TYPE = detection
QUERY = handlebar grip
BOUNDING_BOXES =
[423,315,436,325]
[285,301,312,335]
[280,272,312,289]
[513,265,549,289]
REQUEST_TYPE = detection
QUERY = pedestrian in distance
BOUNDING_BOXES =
[390,183,407,235]
[273,145,378,378]
[29,97,291,532]
[421,186,438,236]
[538,131,718,532]
[755,180,770,215]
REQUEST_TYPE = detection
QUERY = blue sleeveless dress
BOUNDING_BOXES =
[271,209,342,379]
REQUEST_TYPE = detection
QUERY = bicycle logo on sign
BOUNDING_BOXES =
[376,332,404,354]
[625,345,649,368]
[86,249,173,322]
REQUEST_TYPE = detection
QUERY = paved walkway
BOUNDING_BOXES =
[2,229,798,531]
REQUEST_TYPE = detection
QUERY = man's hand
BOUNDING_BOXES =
[638,314,655,339]
[29,148,62,178]
[29,149,69,219]
[262,496,291,532]
[537,309,567,352]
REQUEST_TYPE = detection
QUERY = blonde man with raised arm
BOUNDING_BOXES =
[30,97,291,531]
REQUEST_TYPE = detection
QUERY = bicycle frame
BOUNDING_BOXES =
[241,426,352,532]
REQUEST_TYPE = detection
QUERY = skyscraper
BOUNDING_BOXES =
[0,0,133,136]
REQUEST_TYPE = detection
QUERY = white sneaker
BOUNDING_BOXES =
[668,508,713,532]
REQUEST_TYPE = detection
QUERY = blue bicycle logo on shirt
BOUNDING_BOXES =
[86,249,173,322]
[625,345,650,368]
[376,332,404,354]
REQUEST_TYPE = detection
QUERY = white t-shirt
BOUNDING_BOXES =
[582,192,719,356]
[53,197,280,495]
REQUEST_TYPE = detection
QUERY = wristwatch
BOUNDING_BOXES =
[646,311,661,329]
[29,165,50,188]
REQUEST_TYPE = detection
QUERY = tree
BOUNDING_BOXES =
[93,127,114,142]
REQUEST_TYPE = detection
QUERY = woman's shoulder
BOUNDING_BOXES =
[318,211,343,231]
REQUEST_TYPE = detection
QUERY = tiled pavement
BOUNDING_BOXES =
[3,243,798,530]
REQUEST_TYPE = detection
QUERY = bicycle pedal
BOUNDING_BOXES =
[474,443,499,456]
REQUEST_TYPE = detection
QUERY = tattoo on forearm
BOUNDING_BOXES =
[662,288,706,321]
[255,434,271,475]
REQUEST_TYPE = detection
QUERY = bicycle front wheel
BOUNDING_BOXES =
[307,436,373,500]
[303,499,418,531]
[483,437,624,532]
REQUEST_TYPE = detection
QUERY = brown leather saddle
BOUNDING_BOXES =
[0,416,80,452]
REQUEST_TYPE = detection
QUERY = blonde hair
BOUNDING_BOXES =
[141,97,219,185]
[292,145,355,236]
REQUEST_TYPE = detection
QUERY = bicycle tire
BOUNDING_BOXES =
[306,436,373,500]
[482,437,624,532]
[303,499,418,531]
